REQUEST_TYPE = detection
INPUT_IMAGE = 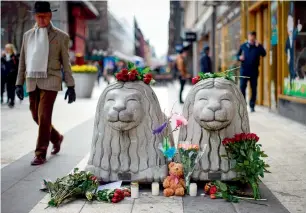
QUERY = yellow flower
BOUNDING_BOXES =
[71,64,98,73]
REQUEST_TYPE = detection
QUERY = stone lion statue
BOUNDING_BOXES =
[178,78,250,180]
[86,81,170,182]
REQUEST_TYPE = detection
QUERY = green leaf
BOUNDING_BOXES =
[261,153,268,157]
[244,160,249,166]
[142,67,150,74]
[240,150,246,157]
[127,62,135,69]
[198,72,205,78]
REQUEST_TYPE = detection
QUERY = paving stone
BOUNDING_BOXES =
[134,193,182,204]
[81,203,133,213]
[29,203,84,213]
[132,203,183,213]
[183,195,236,213]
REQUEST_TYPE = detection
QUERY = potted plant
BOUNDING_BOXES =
[71,64,98,98]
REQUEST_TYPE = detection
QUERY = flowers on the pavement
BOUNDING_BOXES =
[221,133,269,200]
[178,142,206,194]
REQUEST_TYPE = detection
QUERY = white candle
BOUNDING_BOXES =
[189,183,197,196]
[131,182,139,199]
[151,182,159,196]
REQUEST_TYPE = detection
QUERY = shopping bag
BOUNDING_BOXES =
[23,83,29,97]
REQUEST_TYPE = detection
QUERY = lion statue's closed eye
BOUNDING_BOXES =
[178,78,250,180]
[86,81,169,182]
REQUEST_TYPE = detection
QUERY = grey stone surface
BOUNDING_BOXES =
[132,203,183,213]
[1,118,94,213]
[29,203,85,213]
[86,81,172,182]
[179,78,250,180]
[81,203,133,213]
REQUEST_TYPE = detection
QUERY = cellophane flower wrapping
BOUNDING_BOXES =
[178,142,206,194]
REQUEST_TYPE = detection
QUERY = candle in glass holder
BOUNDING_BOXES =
[131,182,139,198]
[151,182,159,196]
[189,183,197,196]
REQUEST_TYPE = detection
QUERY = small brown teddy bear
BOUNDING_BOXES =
[163,162,185,197]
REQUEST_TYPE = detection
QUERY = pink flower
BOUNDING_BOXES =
[172,113,188,127]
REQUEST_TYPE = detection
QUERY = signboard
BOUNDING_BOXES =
[185,32,197,42]
[271,1,278,45]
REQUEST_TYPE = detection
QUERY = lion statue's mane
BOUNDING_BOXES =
[178,78,250,180]
[86,81,169,182]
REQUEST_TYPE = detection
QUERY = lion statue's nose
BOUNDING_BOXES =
[207,101,221,112]
[113,105,126,112]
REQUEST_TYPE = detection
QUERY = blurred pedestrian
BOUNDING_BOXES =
[1,51,8,104]
[200,45,212,73]
[1,44,19,107]
[15,1,76,165]
[176,46,190,104]
[237,31,266,112]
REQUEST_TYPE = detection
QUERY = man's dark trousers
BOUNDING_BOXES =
[240,75,258,109]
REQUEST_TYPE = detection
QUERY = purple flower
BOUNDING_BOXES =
[153,122,167,134]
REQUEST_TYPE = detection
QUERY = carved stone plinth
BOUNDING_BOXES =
[178,78,250,180]
[86,81,170,182]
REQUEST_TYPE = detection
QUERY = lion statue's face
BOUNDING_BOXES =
[193,87,236,131]
[104,88,144,131]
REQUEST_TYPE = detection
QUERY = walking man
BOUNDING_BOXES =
[15,1,76,165]
[176,46,190,104]
[200,45,212,73]
[237,31,266,112]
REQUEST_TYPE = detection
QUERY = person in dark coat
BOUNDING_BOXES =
[200,45,212,73]
[2,44,19,108]
[237,31,266,112]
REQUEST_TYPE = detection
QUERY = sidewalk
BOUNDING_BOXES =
[1,82,306,213]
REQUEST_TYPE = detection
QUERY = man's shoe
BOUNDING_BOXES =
[51,135,64,155]
[250,108,255,113]
[8,102,14,108]
[31,156,46,166]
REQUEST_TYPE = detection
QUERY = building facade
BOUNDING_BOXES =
[241,1,306,124]
[134,18,145,58]
[168,1,183,55]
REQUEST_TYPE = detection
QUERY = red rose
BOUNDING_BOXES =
[128,73,137,81]
[122,73,129,82]
[121,68,128,75]
[222,138,228,145]
[241,133,247,141]
[130,69,139,75]
[143,78,151,84]
[116,73,123,81]
[91,176,97,181]
[209,185,217,195]
[234,134,241,142]
[192,76,200,85]
[144,73,153,80]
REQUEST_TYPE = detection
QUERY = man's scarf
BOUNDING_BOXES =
[26,24,50,78]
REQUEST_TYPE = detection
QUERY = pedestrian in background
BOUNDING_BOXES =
[176,46,190,104]
[1,44,19,108]
[200,45,212,73]
[237,31,266,112]
[1,51,8,104]
[15,1,76,165]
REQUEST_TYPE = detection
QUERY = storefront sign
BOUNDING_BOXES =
[185,32,197,42]
[271,1,278,45]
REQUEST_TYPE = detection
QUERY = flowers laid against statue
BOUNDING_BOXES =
[163,162,185,197]
[41,168,131,207]
[71,64,98,98]
[222,133,269,199]
[178,142,206,194]
[153,111,188,161]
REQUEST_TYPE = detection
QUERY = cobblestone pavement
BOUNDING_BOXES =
[1,82,306,213]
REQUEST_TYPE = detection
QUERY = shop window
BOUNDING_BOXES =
[283,1,306,99]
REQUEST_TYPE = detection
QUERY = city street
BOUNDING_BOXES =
[1,82,306,213]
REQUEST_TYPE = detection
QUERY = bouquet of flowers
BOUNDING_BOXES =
[178,142,206,194]
[222,133,270,199]
[41,168,99,207]
[153,111,188,161]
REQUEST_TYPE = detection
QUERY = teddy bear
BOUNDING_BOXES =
[163,162,185,197]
